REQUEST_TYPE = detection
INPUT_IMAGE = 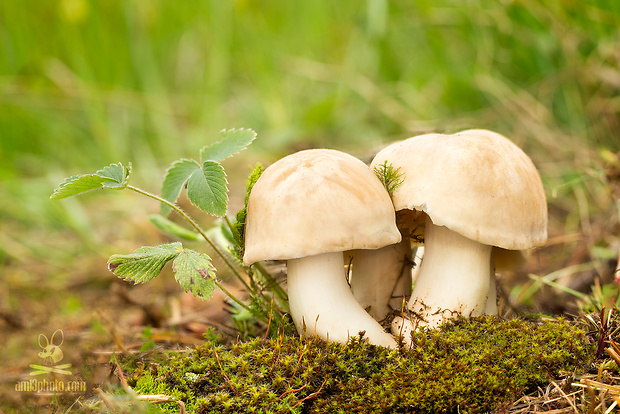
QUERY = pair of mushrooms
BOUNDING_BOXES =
[242,129,547,348]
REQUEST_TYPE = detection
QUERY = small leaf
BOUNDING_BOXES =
[51,174,111,199]
[173,249,217,300]
[98,162,131,189]
[108,242,183,284]
[200,128,257,162]
[148,214,201,241]
[160,159,201,216]
[50,162,131,199]
[187,161,228,216]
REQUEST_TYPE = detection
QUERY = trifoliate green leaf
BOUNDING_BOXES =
[148,214,201,241]
[200,128,257,162]
[160,159,201,216]
[108,242,183,284]
[50,162,131,199]
[172,249,217,300]
[187,161,228,217]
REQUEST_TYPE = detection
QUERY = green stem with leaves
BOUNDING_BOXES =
[127,185,252,311]
[50,130,286,333]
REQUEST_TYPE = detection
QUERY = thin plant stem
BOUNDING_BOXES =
[126,185,252,311]
[214,281,246,309]
[222,216,289,313]
[253,262,290,313]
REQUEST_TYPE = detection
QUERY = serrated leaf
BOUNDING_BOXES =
[50,163,131,199]
[200,128,257,162]
[160,159,201,216]
[148,214,201,241]
[108,242,182,284]
[172,249,217,300]
[97,162,130,188]
[98,163,131,189]
[187,161,228,216]
[50,174,111,199]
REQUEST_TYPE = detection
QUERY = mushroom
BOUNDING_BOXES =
[243,149,401,348]
[346,172,423,322]
[370,129,547,337]
[346,237,413,321]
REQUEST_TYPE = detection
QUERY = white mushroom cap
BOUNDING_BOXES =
[243,149,401,265]
[370,129,547,250]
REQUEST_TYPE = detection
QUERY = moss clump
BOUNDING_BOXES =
[121,316,592,413]
[230,163,262,262]
[373,160,405,199]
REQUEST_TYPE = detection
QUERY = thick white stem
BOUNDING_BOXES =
[485,271,498,315]
[392,216,492,337]
[348,239,412,321]
[287,252,397,348]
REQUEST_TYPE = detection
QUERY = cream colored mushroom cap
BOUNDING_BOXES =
[243,149,402,265]
[370,129,547,250]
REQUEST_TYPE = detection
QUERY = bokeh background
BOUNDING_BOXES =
[1,0,619,410]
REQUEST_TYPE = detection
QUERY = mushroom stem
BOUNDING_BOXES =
[485,270,498,315]
[348,239,412,321]
[392,216,492,336]
[287,251,397,348]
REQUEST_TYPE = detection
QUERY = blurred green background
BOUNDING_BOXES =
[1,0,620,381]
[4,0,619,175]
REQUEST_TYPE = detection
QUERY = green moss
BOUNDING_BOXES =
[230,163,263,262]
[121,316,593,413]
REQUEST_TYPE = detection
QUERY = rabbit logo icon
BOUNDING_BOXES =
[30,329,72,376]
